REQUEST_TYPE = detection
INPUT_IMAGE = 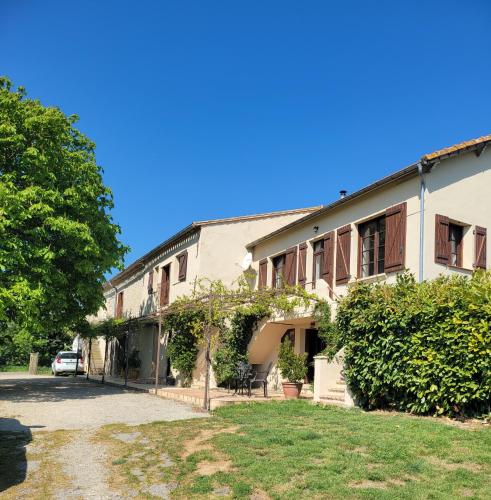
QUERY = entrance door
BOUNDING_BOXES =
[305,329,325,382]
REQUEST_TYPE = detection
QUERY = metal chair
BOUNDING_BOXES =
[249,362,272,397]
[234,361,253,396]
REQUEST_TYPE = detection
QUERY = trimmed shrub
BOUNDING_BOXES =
[277,338,308,383]
[336,271,491,416]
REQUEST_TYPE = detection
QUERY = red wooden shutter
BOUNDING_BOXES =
[258,259,268,288]
[178,250,188,281]
[284,247,297,286]
[147,270,154,293]
[475,226,487,269]
[322,231,334,297]
[298,243,307,288]
[384,202,407,273]
[435,215,450,265]
[336,225,351,285]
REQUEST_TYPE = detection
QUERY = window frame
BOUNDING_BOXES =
[272,254,286,289]
[448,222,464,268]
[358,215,386,278]
[312,239,324,287]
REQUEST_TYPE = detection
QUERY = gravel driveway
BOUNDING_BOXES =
[0,372,207,432]
[0,373,208,498]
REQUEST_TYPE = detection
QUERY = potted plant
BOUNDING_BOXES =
[277,338,307,399]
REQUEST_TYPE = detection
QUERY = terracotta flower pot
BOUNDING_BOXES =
[282,382,303,399]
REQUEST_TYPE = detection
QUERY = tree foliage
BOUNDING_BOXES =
[0,77,127,363]
[335,272,491,417]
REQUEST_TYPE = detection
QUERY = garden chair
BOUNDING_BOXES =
[234,361,253,396]
[250,362,272,398]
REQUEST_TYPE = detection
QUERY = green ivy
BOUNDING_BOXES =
[333,271,491,417]
[212,307,268,385]
[164,310,204,386]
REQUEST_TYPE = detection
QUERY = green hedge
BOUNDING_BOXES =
[336,272,491,417]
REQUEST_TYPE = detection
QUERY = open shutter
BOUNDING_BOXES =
[178,250,188,281]
[116,291,124,318]
[147,270,154,294]
[322,231,334,297]
[160,265,170,306]
[384,202,407,273]
[475,226,487,269]
[284,247,297,286]
[298,243,307,288]
[435,215,450,265]
[258,259,268,289]
[336,225,351,285]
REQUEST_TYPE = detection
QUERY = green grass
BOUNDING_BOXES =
[100,400,491,499]
[0,364,52,374]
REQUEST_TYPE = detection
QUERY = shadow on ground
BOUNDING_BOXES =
[0,376,136,404]
[0,419,32,493]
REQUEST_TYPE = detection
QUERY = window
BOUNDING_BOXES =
[147,270,154,294]
[313,240,324,282]
[359,216,386,277]
[116,291,124,318]
[449,223,463,267]
[177,250,188,281]
[272,254,285,289]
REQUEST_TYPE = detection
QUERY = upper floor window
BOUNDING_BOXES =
[313,240,324,282]
[272,254,285,289]
[449,223,463,267]
[116,291,124,318]
[147,270,154,294]
[177,250,188,282]
[359,216,386,277]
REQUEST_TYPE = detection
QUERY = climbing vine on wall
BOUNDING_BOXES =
[164,309,205,386]
[212,306,269,385]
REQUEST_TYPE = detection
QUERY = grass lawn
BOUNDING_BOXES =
[99,400,491,499]
[0,364,52,374]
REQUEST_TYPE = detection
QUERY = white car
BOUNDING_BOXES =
[51,351,84,376]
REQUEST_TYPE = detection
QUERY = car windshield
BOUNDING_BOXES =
[60,353,80,359]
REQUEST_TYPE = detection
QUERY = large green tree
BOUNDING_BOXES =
[0,77,127,363]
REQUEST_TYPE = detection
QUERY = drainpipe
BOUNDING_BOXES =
[417,163,426,283]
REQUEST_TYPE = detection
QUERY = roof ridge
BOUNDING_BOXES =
[194,206,323,225]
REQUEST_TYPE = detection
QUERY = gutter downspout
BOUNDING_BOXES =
[417,163,426,283]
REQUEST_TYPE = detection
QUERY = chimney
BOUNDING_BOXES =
[339,190,347,199]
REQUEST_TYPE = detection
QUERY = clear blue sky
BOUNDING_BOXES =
[2,1,490,268]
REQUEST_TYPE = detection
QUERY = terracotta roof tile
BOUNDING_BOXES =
[422,133,491,162]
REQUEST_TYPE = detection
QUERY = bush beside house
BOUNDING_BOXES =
[331,272,491,417]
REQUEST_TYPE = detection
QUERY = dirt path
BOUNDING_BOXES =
[57,430,120,499]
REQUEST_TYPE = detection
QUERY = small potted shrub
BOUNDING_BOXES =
[277,338,307,398]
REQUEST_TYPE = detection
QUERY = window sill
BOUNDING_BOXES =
[446,265,474,273]
[355,273,387,284]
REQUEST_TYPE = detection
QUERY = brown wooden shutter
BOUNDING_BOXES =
[322,231,334,297]
[284,247,297,286]
[336,225,351,285]
[384,202,407,273]
[178,250,188,281]
[435,215,450,265]
[298,243,307,288]
[147,270,154,293]
[258,259,268,288]
[116,291,124,318]
[160,265,170,306]
[475,226,487,269]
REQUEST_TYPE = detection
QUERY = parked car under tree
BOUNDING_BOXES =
[51,351,84,376]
